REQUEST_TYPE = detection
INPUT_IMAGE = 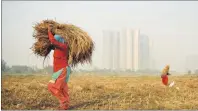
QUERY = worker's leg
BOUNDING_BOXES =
[48,83,69,110]
[48,67,69,109]
[57,82,69,110]
[48,68,66,96]
[48,83,60,97]
[58,67,70,110]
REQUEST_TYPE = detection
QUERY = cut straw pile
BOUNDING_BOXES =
[31,20,94,67]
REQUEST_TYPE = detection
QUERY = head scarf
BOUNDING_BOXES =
[54,34,65,43]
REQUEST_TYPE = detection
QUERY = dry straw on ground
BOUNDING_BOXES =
[31,20,94,67]
[2,74,198,110]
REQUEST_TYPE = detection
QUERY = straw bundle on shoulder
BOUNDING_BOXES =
[31,20,95,67]
[161,65,170,75]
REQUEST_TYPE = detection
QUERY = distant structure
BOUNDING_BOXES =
[103,30,111,70]
[102,28,150,71]
[112,32,120,70]
[133,29,140,71]
[119,29,127,71]
[103,30,120,71]
[125,29,133,71]
[138,34,150,70]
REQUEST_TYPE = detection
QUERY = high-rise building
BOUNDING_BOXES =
[125,29,133,71]
[103,30,120,70]
[102,31,112,70]
[133,29,140,71]
[139,34,150,70]
[109,32,114,70]
[103,29,150,72]
[112,32,120,70]
[119,29,126,71]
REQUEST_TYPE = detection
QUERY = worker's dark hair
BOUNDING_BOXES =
[52,31,55,36]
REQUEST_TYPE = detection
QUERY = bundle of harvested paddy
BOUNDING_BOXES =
[162,65,170,75]
[31,20,94,67]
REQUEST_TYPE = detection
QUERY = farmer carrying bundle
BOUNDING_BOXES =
[47,24,70,110]
[161,65,170,86]
[31,20,94,110]
[161,65,179,89]
[32,20,94,67]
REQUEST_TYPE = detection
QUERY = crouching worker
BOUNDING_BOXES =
[161,65,171,86]
[47,24,71,110]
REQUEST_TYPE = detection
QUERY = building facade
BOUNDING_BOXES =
[103,29,150,71]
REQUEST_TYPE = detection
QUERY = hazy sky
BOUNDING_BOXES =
[2,1,198,72]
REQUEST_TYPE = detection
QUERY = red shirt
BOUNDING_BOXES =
[48,32,68,72]
[161,74,168,85]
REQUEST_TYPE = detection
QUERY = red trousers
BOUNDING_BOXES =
[48,68,69,110]
[161,74,168,86]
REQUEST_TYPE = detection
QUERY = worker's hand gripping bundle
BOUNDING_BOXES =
[31,20,95,67]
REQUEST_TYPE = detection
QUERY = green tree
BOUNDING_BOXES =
[2,59,8,72]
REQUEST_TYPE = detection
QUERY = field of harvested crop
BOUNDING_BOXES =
[2,74,198,110]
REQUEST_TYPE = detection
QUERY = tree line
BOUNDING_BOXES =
[2,59,198,75]
[1,60,53,74]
